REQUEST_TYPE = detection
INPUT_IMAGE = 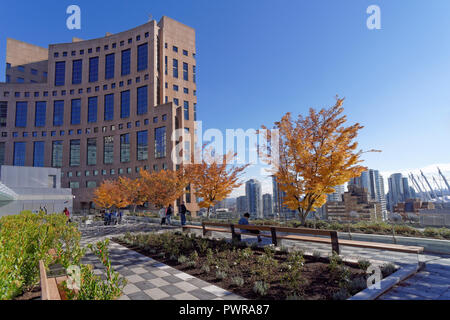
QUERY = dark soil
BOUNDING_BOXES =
[113,237,367,300]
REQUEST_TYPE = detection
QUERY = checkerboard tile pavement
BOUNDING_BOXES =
[81,240,244,300]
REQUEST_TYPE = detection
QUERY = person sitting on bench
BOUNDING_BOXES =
[238,213,262,242]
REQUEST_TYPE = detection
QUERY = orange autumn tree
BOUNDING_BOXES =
[140,169,187,209]
[93,179,130,209]
[186,148,249,217]
[117,176,147,213]
[261,97,371,226]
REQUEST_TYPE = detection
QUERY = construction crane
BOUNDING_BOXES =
[432,176,444,198]
[421,170,438,199]
[416,174,431,200]
[438,167,450,193]
[409,173,425,200]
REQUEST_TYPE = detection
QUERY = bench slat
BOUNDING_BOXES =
[46,278,61,300]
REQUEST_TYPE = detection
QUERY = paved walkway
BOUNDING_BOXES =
[79,221,450,300]
[80,223,243,300]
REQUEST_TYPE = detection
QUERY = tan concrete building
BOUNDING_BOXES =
[0,16,199,213]
[325,185,382,222]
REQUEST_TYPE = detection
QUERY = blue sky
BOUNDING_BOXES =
[1,0,449,196]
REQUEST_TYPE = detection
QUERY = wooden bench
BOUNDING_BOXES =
[182,222,424,255]
[39,260,67,300]
[39,249,68,300]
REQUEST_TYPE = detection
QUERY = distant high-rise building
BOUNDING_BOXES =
[350,169,387,219]
[236,195,248,213]
[272,176,297,219]
[245,179,262,219]
[387,173,408,212]
[327,185,345,202]
[262,193,273,218]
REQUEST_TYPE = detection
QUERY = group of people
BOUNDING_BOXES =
[103,209,123,225]
[159,201,190,226]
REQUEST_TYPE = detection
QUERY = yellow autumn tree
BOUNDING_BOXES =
[117,176,147,213]
[93,179,130,209]
[140,169,187,209]
[261,97,372,226]
[186,148,249,217]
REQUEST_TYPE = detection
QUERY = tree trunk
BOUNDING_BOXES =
[133,204,137,214]
[298,208,307,226]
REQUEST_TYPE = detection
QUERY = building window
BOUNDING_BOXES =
[31,68,38,75]
[55,61,65,86]
[173,98,179,106]
[193,65,196,83]
[137,86,148,115]
[18,65,25,72]
[184,87,189,94]
[0,102,7,127]
[165,56,168,75]
[104,94,114,121]
[120,90,130,118]
[173,85,179,91]
[6,63,11,69]
[183,49,188,56]
[184,101,189,120]
[173,59,178,78]
[120,133,130,163]
[71,99,81,125]
[72,59,82,84]
[137,43,148,71]
[87,138,97,165]
[17,77,24,83]
[88,96,98,123]
[155,126,166,158]
[103,136,114,164]
[86,181,97,188]
[137,130,148,161]
[173,46,178,53]
[105,53,115,79]
[33,141,45,167]
[5,75,10,83]
[34,101,46,127]
[89,57,99,82]
[14,142,26,166]
[15,102,27,127]
[194,103,197,121]
[121,49,131,76]
[0,142,5,165]
[69,182,79,189]
[69,139,80,166]
[183,62,188,81]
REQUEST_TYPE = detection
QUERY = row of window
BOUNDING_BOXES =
[55,43,148,86]
[3,117,168,138]
[12,87,148,127]
[164,57,196,83]
[11,128,166,167]
[167,43,195,58]
[53,32,151,59]
[2,73,150,98]
[5,63,47,77]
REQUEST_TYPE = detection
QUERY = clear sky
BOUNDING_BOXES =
[1,0,449,196]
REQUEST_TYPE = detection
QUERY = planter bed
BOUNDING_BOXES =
[113,231,397,300]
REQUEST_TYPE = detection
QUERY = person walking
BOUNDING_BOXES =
[179,201,187,226]
[166,204,173,225]
[159,206,166,225]
[104,209,111,225]
[63,207,71,222]
[118,209,123,225]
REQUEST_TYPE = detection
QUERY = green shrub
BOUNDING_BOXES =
[253,281,270,296]
[357,259,371,272]
[381,263,396,277]
[64,239,127,300]
[0,211,84,300]
[348,277,367,295]
[177,255,188,264]
[201,265,211,273]
[231,276,245,287]
[215,270,227,280]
